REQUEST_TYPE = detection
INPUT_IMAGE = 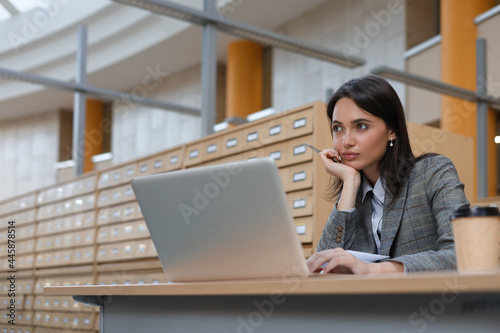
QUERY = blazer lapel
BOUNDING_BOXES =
[355,189,377,253]
[379,180,409,256]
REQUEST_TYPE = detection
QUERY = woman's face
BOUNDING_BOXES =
[331,98,395,180]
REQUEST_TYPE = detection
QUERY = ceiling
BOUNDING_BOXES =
[0,0,328,121]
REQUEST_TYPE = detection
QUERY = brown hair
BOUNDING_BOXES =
[326,75,427,204]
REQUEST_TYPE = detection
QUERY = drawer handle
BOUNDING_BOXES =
[293,198,307,209]
[269,125,282,136]
[226,138,237,148]
[169,156,179,165]
[140,164,148,173]
[189,149,199,159]
[269,151,281,160]
[293,171,306,182]
[296,224,306,235]
[293,145,307,155]
[293,117,307,129]
[154,160,163,169]
[207,144,217,154]
[247,132,258,142]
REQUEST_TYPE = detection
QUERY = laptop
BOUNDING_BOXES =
[131,158,311,282]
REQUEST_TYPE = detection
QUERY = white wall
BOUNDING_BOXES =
[272,0,407,112]
[405,40,442,125]
[111,64,202,164]
[0,111,59,201]
[476,7,500,99]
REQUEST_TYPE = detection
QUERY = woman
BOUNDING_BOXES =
[306,75,469,274]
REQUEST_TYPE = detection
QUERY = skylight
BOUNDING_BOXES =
[0,5,10,21]
[0,0,50,21]
[11,0,50,12]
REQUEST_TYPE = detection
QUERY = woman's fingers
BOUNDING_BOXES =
[307,248,370,274]
[306,251,327,272]
[320,148,340,162]
[329,149,343,163]
[320,148,345,166]
[306,248,345,273]
[318,148,361,184]
[322,254,355,274]
[318,149,348,178]
[319,150,338,170]
[306,253,321,272]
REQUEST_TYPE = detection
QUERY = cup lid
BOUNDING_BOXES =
[451,205,499,219]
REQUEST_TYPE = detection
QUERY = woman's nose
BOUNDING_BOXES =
[343,131,354,147]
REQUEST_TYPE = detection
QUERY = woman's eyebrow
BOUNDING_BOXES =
[332,118,373,125]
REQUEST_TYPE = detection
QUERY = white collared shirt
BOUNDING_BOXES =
[361,176,386,254]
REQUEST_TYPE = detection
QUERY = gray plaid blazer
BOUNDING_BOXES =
[316,154,469,272]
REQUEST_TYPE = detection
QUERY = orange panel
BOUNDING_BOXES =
[226,40,263,119]
[440,0,496,199]
[84,99,104,172]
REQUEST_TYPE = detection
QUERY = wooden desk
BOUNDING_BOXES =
[45,272,500,333]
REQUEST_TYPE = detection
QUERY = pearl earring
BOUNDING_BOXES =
[390,139,394,147]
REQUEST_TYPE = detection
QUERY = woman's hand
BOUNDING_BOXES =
[319,148,361,211]
[307,248,405,274]
[319,148,358,181]
[307,248,371,274]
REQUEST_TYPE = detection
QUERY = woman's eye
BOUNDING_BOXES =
[332,125,342,132]
[357,123,368,130]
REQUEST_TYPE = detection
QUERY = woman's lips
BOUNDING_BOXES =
[341,153,359,161]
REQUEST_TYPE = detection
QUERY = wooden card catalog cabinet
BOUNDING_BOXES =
[0,101,337,314]
[184,102,332,254]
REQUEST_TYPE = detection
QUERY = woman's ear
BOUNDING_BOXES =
[388,129,396,141]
